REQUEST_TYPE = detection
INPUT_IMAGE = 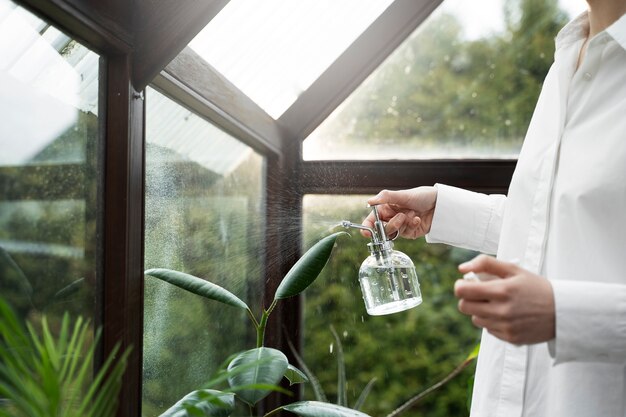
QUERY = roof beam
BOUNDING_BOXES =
[278,0,443,144]
[152,48,284,157]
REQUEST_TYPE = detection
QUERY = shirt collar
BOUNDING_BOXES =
[606,12,626,51]
[555,11,589,50]
[555,10,626,52]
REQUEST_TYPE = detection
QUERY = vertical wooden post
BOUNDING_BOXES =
[102,54,145,417]
[262,135,304,413]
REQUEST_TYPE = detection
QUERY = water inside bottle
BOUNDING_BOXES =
[359,266,422,315]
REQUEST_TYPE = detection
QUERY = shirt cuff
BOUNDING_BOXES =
[549,280,626,364]
[425,184,505,254]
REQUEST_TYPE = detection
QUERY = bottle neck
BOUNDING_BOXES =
[368,241,393,263]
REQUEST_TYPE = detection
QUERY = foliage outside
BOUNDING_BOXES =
[306,0,568,159]
[302,196,480,416]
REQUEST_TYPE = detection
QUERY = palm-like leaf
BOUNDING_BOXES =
[274,232,347,300]
[0,298,129,417]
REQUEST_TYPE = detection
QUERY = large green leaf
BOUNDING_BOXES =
[274,232,347,300]
[159,389,235,417]
[282,401,372,417]
[227,348,288,406]
[145,269,248,310]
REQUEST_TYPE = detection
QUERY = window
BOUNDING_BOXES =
[189,0,393,119]
[302,195,478,416]
[303,0,582,160]
[0,0,101,322]
[143,87,267,416]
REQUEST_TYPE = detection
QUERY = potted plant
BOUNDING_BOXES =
[146,231,373,417]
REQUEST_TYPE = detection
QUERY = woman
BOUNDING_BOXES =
[363,1,626,416]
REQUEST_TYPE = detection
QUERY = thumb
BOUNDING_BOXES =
[458,255,518,278]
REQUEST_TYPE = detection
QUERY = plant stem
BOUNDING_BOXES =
[266,299,278,316]
[256,311,268,348]
[385,357,475,417]
[246,308,260,328]
[256,299,278,348]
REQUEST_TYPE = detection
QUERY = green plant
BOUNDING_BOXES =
[290,326,478,417]
[384,344,479,417]
[146,231,374,417]
[0,298,130,417]
[288,326,377,411]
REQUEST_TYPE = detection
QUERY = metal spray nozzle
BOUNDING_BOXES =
[340,205,396,255]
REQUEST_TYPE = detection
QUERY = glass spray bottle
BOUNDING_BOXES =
[341,205,422,315]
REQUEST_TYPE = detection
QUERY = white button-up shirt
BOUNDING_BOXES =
[426,11,626,417]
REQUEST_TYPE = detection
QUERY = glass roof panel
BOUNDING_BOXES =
[189,0,394,119]
[303,0,586,160]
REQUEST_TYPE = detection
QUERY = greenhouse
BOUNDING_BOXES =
[2,0,625,416]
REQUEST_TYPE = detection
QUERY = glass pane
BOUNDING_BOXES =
[143,87,266,416]
[302,195,479,416]
[0,0,100,321]
[303,0,585,160]
[189,0,393,119]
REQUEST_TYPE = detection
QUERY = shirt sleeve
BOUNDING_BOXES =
[549,280,626,364]
[425,183,507,255]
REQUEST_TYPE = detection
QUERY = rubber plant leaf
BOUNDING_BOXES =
[227,347,288,406]
[282,401,372,417]
[284,364,309,386]
[145,269,248,310]
[159,389,235,417]
[274,232,347,300]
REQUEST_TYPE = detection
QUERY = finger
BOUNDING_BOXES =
[385,212,412,237]
[454,279,511,302]
[361,212,377,236]
[478,321,519,344]
[458,254,519,278]
[486,328,512,343]
[471,316,506,333]
[367,189,413,208]
[403,216,423,239]
[458,299,496,317]
[471,315,488,329]
[361,207,399,236]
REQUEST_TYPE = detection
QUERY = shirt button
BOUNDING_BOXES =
[583,72,592,80]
